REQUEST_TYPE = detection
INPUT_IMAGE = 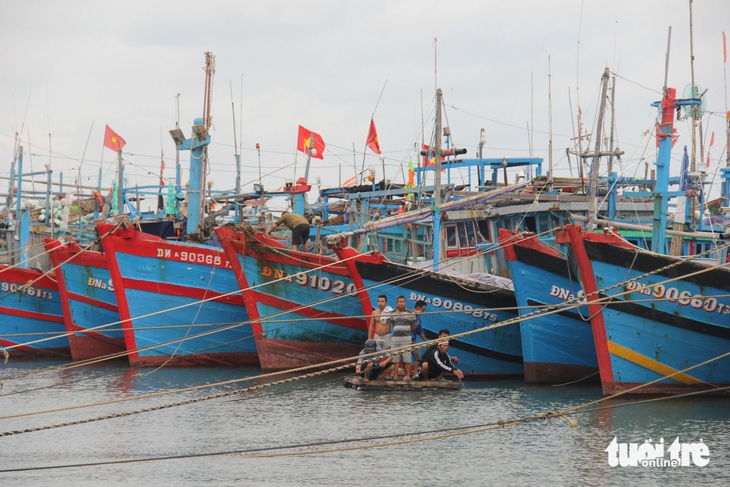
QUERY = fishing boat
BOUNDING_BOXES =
[497,229,598,383]
[0,264,67,358]
[43,237,126,361]
[0,146,69,359]
[97,220,257,367]
[556,80,730,395]
[215,222,375,370]
[561,224,729,395]
[332,245,523,378]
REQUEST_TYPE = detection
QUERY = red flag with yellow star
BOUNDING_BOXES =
[104,124,126,151]
[297,125,325,159]
[366,118,381,154]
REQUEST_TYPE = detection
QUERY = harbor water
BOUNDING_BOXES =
[1,360,728,486]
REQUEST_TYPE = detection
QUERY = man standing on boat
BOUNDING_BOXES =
[265,211,311,252]
[388,295,417,380]
[369,295,393,350]
[411,300,428,378]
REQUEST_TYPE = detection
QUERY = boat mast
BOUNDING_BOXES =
[652,28,675,255]
[230,80,241,222]
[689,0,698,173]
[585,67,611,231]
[548,56,554,191]
[433,88,443,207]
[199,51,215,233]
[431,88,445,269]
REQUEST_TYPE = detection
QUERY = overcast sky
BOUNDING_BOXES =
[1,0,728,207]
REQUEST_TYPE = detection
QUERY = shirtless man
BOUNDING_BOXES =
[369,295,393,351]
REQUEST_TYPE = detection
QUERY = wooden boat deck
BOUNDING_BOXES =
[344,376,462,391]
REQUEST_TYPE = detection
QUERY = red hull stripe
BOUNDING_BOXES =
[0,306,64,323]
[121,278,245,306]
[250,290,365,330]
[65,291,119,313]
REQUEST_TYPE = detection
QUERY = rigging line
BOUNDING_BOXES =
[0,413,551,472]
[48,227,724,368]
[0,292,524,422]
[0,224,122,304]
[446,104,536,133]
[5,235,433,371]
[565,352,730,413]
[19,237,720,382]
[1,314,256,383]
[0,322,260,389]
[0,245,386,377]
[3,256,727,425]
[0,362,356,432]
[4,380,728,473]
[247,382,730,459]
[146,261,219,373]
[5,227,727,386]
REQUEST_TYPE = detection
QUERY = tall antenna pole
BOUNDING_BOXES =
[434,37,438,93]
[230,81,241,197]
[608,73,617,175]
[689,0,698,172]
[548,56,554,189]
[434,88,443,207]
[175,93,181,190]
[586,67,611,231]
[200,51,215,233]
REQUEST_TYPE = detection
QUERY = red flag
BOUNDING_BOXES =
[366,118,381,154]
[421,144,446,172]
[297,125,325,159]
[422,144,434,166]
[421,144,446,166]
[104,124,126,151]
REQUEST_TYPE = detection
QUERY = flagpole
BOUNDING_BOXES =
[304,146,313,183]
[116,149,123,215]
[433,88,443,207]
[360,80,388,183]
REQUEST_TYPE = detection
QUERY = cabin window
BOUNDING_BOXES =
[446,221,486,248]
[446,224,458,249]
[522,215,536,233]
[385,237,402,254]
[477,220,491,242]
[694,241,719,259]
[458,223,469,247]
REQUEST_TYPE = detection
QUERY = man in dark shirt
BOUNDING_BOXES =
[415,340,464,381]
[265,212,311,251]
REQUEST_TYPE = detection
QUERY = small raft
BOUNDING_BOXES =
[344,376,462,391]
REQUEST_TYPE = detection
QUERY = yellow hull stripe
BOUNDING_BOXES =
[608,341,702,385]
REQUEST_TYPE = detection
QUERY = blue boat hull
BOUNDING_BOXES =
[237,244,369,369]
[500,231,598,383]
[99,224,257,367]
[45,238,126,361]
[353,259,523,378]
[0,265,68,358]
[565,225,730,395]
